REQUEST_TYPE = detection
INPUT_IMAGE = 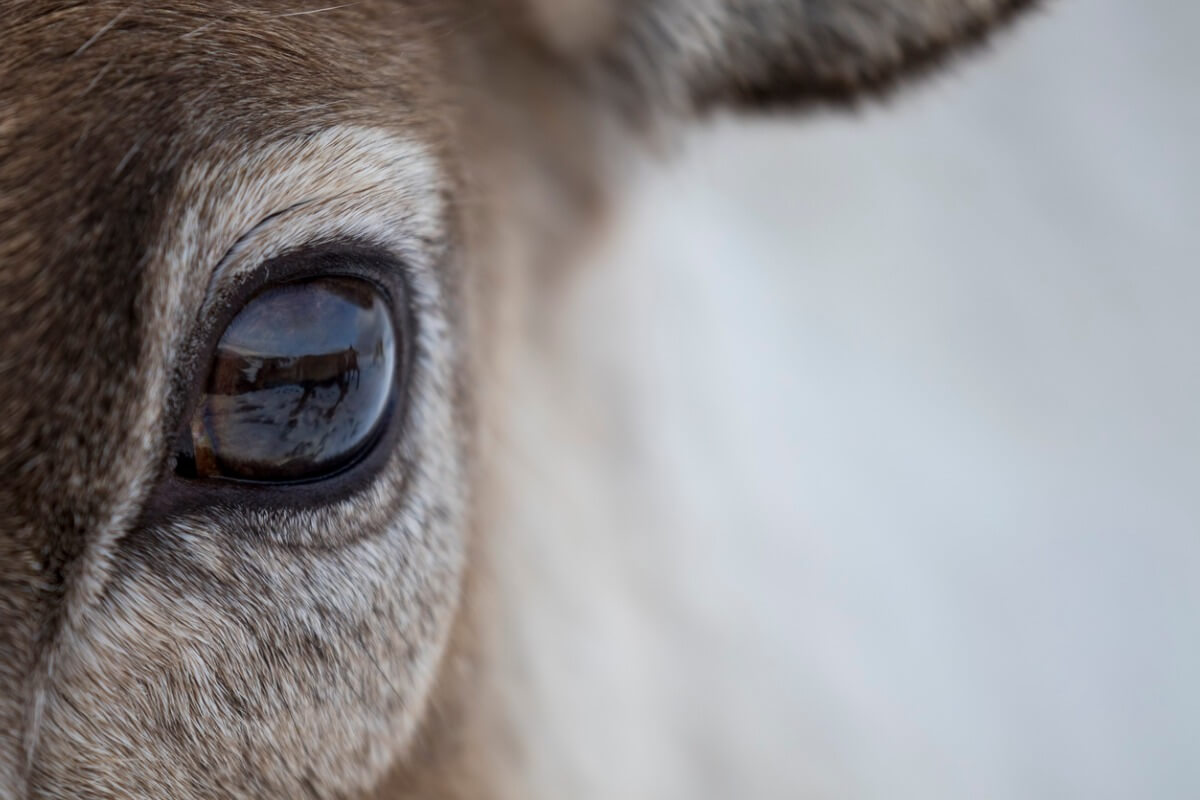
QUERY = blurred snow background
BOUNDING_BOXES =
[531,0,1199,797]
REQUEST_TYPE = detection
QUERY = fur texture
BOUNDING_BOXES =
[0,1,1037,797]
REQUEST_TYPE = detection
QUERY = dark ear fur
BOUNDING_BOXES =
[491,0,1040,115]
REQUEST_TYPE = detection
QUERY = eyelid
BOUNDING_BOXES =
[204,196,321,297]
[158,127,444,319]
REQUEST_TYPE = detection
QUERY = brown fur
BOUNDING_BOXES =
[0,1,1038,797]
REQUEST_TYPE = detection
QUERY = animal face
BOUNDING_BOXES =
[0,2,1036,797]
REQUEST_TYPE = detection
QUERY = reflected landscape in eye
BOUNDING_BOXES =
[185,276,397,482]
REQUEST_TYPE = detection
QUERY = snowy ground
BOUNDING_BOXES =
[528,0,1199,797]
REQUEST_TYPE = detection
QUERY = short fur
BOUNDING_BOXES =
[0,1,1037,797]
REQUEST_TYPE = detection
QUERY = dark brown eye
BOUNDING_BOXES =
[178,276,396,483]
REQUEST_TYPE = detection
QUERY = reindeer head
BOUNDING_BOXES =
[0,2,1037,797]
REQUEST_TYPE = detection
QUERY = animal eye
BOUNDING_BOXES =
[177,276,397,483]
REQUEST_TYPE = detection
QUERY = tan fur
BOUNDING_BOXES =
[0,1,1038,797]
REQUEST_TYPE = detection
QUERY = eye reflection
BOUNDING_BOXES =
[179,276,397,483]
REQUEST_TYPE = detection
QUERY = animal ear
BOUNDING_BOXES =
[492,0,1038,116]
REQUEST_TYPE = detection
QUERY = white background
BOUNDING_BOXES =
[543,0,1199,796]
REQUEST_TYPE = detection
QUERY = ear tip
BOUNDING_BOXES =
[694,0,1045,115]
